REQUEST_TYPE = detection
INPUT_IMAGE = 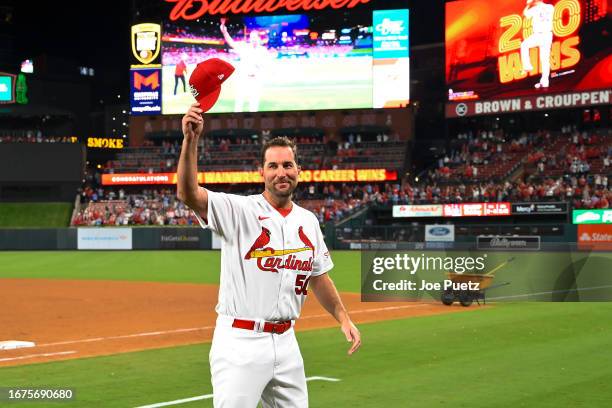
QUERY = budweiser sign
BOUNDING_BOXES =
[166,0,372,20]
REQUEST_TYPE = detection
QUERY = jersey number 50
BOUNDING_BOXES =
[295,274,311,295]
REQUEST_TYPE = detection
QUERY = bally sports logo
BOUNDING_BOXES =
[245,226,314,273]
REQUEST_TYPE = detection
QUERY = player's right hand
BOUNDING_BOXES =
[182,103,204,140]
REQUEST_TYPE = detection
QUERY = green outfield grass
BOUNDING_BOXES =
[2,250,611,299]
[0,203,72,227]
[0,250,361,292]
[1,302,611,407]
[2,250,612,407]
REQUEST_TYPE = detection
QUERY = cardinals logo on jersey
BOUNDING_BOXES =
[245,226,314,273]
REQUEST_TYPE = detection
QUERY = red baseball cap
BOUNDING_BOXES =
[188,58,235,112]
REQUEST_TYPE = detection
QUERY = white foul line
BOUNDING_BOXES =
[134,377,341,408]
[0,350,76,363]
[36,326,216,348]
[488,284,612,300]
[134,394,213,408]
[301,303,429,320]
[24,304,424,350]
[306,376,341,382]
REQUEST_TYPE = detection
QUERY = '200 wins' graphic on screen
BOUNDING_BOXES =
[497,0,581,84]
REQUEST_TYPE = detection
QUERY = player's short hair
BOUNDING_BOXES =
[260,137,299,166]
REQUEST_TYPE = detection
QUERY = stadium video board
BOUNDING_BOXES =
[0,72,15,104]
[161,7,409,114]
[445,0,611,117]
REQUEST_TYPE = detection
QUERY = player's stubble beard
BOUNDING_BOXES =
[267,176,298,200]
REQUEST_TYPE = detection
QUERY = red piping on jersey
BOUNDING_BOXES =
[261,194,293,217]
[274,206,292,217]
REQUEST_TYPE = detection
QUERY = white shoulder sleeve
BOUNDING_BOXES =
[193,190,247,239]
[311,213,334,276]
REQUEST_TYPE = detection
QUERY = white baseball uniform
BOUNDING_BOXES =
[233,43,268,112]
[194,189,333,408]
[521,2,555,87]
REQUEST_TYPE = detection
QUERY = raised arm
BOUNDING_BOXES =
[220,22,237,49]
[177,102,209,219]
[309,273,361,355]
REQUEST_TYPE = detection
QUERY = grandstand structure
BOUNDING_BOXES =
[73,120,412,227]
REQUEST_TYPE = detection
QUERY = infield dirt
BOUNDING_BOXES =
[0,279,475,367]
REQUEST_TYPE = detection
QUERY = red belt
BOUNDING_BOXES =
[232,319,292,334]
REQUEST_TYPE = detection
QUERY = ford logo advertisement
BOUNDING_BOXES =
[425,225,455,242]
[429,227,450,236]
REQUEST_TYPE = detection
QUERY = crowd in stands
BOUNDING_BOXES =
[417,126,611,208]
[401,178,610,209]
[73,187,199,226]
[103,130,405,174]
[429,128,537,183]
[0,133,77,144]
[72,181,406,226]
[72,124,610,227]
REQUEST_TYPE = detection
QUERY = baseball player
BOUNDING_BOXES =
[177,103,361,408]
[220,20,269,112]
[520,0,555,88]
[174,53,190,95]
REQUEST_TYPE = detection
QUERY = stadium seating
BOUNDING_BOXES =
[75,126,609,227]
[103,129,408,173]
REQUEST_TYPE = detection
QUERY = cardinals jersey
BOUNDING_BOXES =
[195,190,334,321]
[525,3,554,34]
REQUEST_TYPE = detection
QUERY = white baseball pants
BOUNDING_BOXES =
[520,31,553,85]
[210,315,308,408]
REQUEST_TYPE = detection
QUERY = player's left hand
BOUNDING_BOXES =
[341,320,361,355]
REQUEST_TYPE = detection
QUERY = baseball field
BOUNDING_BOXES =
[1,250,612,407]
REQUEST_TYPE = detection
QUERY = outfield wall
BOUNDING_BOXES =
[0,228,211,250]
[0,224,602,251]
[332,224,578,249]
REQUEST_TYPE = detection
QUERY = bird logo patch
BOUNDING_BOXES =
[244,226,314,273]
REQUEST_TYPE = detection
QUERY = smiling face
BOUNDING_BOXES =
[260,146,300,200]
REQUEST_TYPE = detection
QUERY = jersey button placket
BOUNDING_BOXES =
[272,333,280,368]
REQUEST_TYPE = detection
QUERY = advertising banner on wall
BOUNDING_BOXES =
[477,235,541,250]
[77,228,133,250]
[512,202,568,215]
[573,209,612,224]
[393,203,512,218]
[159,229,201,249]
[577,224,612,250]
[393,205,443,218]
[425,225,455,242]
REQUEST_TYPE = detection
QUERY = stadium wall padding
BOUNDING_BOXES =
[0,228,212,250]
[0,225,580,250]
